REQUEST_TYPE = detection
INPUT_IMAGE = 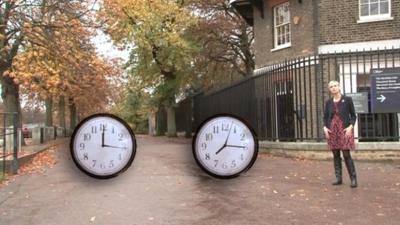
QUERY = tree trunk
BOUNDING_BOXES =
[59,96,66,128]
[239,23,254,77]
[45,97,53,127]
[69,98,77,130]
[165,106,177,137]
[162,80,177,137]
[155,107,167,136]
[0,75,25,145]
[1,76,19,124]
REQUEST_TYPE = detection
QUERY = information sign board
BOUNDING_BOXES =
[370,68,400,113]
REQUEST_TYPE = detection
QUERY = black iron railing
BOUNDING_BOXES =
[176,48,400,142]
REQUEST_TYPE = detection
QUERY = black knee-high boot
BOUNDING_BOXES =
[332,150,342,185]
[343,150,357,188]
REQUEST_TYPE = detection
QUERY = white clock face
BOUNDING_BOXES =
[193,115,258,178]
[71,114,136,179]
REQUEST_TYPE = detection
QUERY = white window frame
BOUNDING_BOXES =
[358,0,393,23]
[272,2,291,51]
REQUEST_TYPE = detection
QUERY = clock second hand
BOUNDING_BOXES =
[215,121,233,155]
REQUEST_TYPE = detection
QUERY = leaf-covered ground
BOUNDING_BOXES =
[0,147,57,188]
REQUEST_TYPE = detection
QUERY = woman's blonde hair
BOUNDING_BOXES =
[328,80,340,88]
[328,80,341,96]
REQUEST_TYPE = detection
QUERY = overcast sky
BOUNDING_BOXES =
[91,30,130,62]
[90,1,130,61]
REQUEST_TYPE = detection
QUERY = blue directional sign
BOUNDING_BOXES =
[370,68,400,113]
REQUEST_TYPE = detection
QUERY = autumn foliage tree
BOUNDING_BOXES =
[100,0,198,136]
[1,0,33,126]
[190,0,254,90]
[1,1,83,125]
[111,84,152,134]
[1,0,120,131]
[11,27,119,128]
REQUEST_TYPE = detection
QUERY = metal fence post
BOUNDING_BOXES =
[3,114,6,177]
[11,113,18,174]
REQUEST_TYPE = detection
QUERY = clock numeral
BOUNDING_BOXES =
[221,124,229,131]
[205,133,213,141]
[222,162,228,169]
[241,154,244,161]
[91,126,97,134]
[214,160,219,167]
[205,153,210,160]
[83,133,91,141]
[100,163,106,169]
[92,160,97,167]
[79,143,85,150]
[201,142,207,150]
[112,127,115,134]
[240,133,246,141]
[99,124,107,131]
[109,160,114,168]
[213,126,219,134]
[233,126,237,134]
[83,153,89,160]
[121,143,127,150]
[231,160,237,168]
[118,133,123,139]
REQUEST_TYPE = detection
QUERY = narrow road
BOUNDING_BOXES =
[0,135,399,225]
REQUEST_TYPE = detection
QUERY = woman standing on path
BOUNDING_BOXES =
[323,80,358,188]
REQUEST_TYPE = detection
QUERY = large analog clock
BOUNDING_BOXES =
[70,113,136,179]
[192,114,258,179]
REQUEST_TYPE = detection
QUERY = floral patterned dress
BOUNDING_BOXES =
[327,101,355,150]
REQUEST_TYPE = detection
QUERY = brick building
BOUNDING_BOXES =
[227,0,400,142]
[232,0,400,65]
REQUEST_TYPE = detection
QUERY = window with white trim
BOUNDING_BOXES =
[359,0,392,22]
[273,2,291,49]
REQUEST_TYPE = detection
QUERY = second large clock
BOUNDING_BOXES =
[192,114,259,179]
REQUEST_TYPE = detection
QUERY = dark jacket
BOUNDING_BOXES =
[324,95,357,129]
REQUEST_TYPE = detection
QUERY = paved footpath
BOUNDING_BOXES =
[0,135,399,225]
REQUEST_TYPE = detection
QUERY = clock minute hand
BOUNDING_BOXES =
[101,125,105,147]
[224,121,233,145]
[215,122,233,155]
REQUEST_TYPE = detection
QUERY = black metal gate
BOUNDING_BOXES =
[276,80,295,140]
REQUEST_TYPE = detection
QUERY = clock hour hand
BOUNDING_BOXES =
[215,144,226,155]
[103,144,127,150]
[225,144,246,149]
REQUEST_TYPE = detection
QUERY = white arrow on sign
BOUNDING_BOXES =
[377,95,386,103]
